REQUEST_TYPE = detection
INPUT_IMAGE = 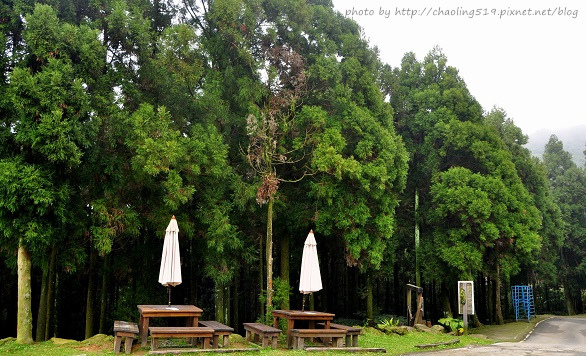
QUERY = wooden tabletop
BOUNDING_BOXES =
[137,304,203,316]
[272,309,335,319]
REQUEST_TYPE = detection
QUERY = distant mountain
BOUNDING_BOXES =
[524,125,586,168]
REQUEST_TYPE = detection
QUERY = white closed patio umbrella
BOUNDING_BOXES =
[158,215,182,305]
[299,229,322,311]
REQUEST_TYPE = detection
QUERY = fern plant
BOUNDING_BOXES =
[437,317,464,335]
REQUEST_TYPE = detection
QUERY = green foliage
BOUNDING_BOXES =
[438,317,464,334]
[543,136,586,297]
[377,317,400,328]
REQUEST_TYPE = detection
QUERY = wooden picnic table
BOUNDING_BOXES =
[137,304,203,347]
[272,309,335,348]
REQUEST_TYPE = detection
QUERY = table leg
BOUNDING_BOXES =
[323,320,331,345]
[286,319,294,349]
[186,316,198,344]
[139,315,149,347]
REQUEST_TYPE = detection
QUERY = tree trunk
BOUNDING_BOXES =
[393,263,400,316]
[259,234,265,318]
[440,283,453,318]
[232,269,240,333]
[190,239,198,305]
[414,189,421,287]
[36,261,49,341]
[265,195,274,314]
[280,233,290,310]
[85,248,98,339]
[17,239,33,344]
[366,274,374,327]
[486,276,495,325]
[45,245,57,340]
[495,262,504,325]
[99,254,110,334]
[215,282,225,324]
[562,278,576,315]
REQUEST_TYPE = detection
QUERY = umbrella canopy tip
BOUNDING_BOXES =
[310,229,313,233]
[172,215,176,219]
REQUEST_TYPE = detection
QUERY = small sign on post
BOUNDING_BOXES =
[458,281,474,335]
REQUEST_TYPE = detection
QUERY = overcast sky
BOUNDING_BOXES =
[331,0,585,135]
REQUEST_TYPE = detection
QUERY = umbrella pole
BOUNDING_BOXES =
[302,294,305,311]
[168,286,171,305]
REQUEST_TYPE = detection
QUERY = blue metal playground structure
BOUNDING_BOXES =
[512,285,536,322]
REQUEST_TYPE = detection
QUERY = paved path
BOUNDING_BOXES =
[412,317,586,355]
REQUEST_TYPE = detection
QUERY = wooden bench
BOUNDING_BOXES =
[114,320,139,354]
[290,328,346,349]
[243,322,281,348]
[318,322,362,347]
[148,326,214,351]
[199,320,234,348]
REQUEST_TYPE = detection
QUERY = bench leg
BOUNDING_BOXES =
[114,335,122,353]
[203,336,211,349]
[124,336,134,354]
[262,335,269,347]
[297,336,305,350]
[352,335,358,347]
[245,330,251,342]
[151,337,158,351]
[271,336,278,348]
[334,337,343,347]
[212,335,219,348]
[223,335,230,347]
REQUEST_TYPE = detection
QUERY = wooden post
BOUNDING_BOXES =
[415,291,424,325]
[406,288,412,324]
[463,301,468,335]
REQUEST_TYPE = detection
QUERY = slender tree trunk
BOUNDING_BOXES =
[472,311,481,327]
[366,274,374,327]
[85,248,98,339]
[45,245,57,340]
[258,234,265,318]
[36,262,49,341]
[52,272,59,337]
[232,269,240,333]
[280,233,290,310]
[393,263,400,316]
[17,239,33,344]
[487,275,494,324]
[99,254,110,334]
[440,283,453,318]
[190,240,198,305]
[226,284,231,325]
[575,289,584,314]
[215,282,225,324]
[265,195,274,314]
[495,261,504,325]
[562,278,576,315]
[414,189,421,287]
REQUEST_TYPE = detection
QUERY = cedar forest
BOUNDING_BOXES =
[1,0,585,344]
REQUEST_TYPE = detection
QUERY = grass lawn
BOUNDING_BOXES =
[0,316,552,356]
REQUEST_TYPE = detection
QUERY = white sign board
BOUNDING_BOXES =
[458,281,475,315]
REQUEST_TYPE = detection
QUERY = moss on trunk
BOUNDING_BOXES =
[17,240,33,344]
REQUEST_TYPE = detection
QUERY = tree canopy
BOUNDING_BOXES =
[0,0,584,342]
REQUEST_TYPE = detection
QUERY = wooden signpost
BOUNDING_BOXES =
[406,284,424,326]
[457,281,474,335]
